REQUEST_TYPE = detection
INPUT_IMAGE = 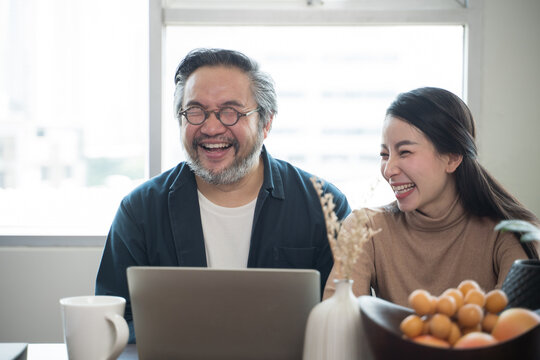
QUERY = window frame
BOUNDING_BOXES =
[1,0,483,246]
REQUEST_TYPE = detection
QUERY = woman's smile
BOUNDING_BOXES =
[381,116,460,217]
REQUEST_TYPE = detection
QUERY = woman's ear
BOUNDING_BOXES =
[445,153,463,173]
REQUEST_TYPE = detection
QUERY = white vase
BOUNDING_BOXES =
[302,279,362,360]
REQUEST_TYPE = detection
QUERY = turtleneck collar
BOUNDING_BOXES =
[403,196,466,232]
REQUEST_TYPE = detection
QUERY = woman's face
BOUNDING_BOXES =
[380,115,462,217]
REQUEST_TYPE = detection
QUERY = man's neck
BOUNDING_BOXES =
[195,157,264,208]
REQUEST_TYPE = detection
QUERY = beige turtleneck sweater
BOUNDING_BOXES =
[323,198,528,306]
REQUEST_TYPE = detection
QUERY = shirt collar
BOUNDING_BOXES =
[260,145,285,200]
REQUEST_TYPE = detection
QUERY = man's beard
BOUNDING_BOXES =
[183,128,265,185]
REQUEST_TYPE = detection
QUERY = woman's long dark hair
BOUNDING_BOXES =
[386,87,538,258]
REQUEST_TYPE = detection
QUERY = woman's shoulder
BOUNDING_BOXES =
[350,201,398,215]
[346,202,403,228]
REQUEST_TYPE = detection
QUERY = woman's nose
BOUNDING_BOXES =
[381,156,399,179]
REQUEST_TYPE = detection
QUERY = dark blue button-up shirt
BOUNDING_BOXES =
[96,146,350,342]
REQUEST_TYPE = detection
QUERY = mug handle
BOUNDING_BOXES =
[105,312,129,360]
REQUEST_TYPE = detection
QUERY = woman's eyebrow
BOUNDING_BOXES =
[381,140,418,150]
[395,140,418,147]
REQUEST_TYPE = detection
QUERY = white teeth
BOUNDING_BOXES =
[203,143,229,149]
[392,183,415,192]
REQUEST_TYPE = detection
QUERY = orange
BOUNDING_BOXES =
[412,335,451,348]
[457,279,480,298]
[462,323,482,335]
[482,312,499,333]
[408,289,435,316]
[436,295,457,317]
[484,289,508,313]
[464,288,486,307]
[400,314,424,338]
[447,322,461,346]
[457,303,483,328]
[430,296,438,314]
[429,313,452,340]
[454,332,498,349]
[442,288,464,309]
[421,318,430,335]
[491,308,540,342]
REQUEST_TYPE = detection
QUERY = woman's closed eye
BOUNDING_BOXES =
[399,150,411,156]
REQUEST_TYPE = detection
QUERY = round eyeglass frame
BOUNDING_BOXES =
[178,106,260,126]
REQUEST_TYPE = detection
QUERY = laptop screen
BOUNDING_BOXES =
[127,267,320,360]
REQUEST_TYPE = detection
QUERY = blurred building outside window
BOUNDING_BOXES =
[162,25,463,211]
[0,0,466,240]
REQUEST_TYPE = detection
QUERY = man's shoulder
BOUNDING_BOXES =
[266,155,350,217]
[270,157,342,194]
[269,156,313,181]
[123,162,192,201]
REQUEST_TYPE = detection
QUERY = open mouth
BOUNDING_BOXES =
[199,142,233,152]
[391,183,416,198]
[193,135,238,154]
[392,183,415,193]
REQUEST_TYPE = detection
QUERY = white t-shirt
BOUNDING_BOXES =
[197,190,257,268]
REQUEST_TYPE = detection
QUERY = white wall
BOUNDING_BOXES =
[0,247,103,342]
[1,0,539,343]
[480,0,540,217]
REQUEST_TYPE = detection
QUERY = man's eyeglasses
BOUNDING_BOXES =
[179,106,260,126]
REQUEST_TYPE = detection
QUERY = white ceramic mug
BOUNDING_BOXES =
[60,295,129,360]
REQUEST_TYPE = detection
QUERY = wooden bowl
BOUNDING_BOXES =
[358,295,540,360]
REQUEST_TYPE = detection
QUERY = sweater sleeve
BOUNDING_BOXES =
[492,230,529,289]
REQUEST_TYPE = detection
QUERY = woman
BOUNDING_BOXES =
[324,87,539,306]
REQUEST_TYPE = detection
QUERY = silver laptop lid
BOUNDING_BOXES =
[127,267,320,360]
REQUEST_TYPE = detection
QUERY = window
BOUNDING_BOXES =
[162,25,464,208]
[0,0,148,238]
[156,0,481,212]
[1,0,482,244]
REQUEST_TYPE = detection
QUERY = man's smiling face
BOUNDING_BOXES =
[180,65,269,185]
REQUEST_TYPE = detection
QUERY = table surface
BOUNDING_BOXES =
[28,343,138,360]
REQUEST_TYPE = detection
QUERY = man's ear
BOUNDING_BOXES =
[263,113,274,139]
[446,153,463,173]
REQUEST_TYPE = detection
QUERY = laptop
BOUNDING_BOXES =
[127,267,320,360]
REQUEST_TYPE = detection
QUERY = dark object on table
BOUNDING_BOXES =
[502,259,540,310]
[358,295,540,360]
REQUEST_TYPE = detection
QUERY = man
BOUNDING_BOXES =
[95,48,350,343]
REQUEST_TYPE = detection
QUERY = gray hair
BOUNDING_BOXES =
[173,48,277,128]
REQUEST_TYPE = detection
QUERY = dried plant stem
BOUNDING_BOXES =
[311,177,380,280]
